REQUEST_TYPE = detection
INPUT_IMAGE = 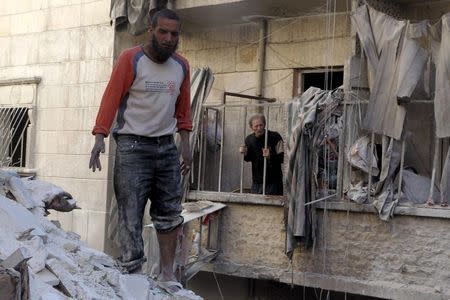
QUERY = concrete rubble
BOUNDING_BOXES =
[0,170,202,300]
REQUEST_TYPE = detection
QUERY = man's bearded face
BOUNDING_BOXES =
[150,17,180,62]
[152,33,178,61]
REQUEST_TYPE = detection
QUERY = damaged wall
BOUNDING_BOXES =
[0,0,114,251]
[179,13,351,103]
[210,203,450,299]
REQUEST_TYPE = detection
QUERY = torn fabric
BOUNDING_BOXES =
[285,87,342,258]
[432,14,450,138]
[400,169,439,205]
[396,21,429,99]
[440,149,450,205]
[372,137,402,221]
[110,0,169,36]
[346,135,379,176]
[346,181,368,204]
[352,5,407,139]
[353,6,450,140]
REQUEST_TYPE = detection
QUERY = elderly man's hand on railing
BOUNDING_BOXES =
[239,145,247,155]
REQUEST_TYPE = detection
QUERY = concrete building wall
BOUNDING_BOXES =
[179,13,351,104]
[204,203,450,299]
[0,0,114,250]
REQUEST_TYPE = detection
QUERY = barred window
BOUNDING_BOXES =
[0,106,31,168]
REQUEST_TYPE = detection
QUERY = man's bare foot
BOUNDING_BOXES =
[441,201,448,207]
[157,275,183,294]
[426,197,434,206]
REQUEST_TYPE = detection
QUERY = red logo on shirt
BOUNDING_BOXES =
[167,81,176,95]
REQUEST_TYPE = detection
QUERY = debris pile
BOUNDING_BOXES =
[0,170,202,300]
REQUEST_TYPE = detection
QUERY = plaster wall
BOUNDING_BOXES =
[0,0,114,250]
[211,203,450,299]
[179,13,351,103]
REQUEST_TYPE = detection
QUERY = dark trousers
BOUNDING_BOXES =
[114,134,183,265]
[251,181,283,195]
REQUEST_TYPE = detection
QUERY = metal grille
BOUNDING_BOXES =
[0,106,30,168]
[196,99,285,195]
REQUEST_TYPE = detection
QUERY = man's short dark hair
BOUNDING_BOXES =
[150,8,180,28]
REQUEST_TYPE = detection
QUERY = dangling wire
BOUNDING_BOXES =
[213,271,225,300]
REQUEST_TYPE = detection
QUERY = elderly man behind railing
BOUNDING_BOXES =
[239,113,284,195]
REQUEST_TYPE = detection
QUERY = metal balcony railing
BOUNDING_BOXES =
[192,92,286,196]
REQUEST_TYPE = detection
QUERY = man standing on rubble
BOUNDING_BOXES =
[88,9,191,294]
[240,114,284,195]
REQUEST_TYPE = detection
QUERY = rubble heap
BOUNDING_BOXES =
[0,170,202,300]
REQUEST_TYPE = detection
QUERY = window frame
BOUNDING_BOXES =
[0,77,40,175]
[293,66,344,97]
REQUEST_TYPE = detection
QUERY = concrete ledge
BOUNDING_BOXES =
[176,0,245,10]
[186,191,450,219]
[203,261,447,300]
[187,190,450,219]
[186,190,285,206]
[316,201,450,220]
[0,77,41,87]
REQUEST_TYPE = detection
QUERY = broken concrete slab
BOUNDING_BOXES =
[29,270,66,300]
[0,267,20,300]
[46,258,78,298]
[119,273,150,300]
[0,170,19,197]
[75,280,105,299]
[22,236,45,253]
[8,176,38,209]
[1,247,31,269]
[62,241,79,253]
[46,245,79,272]
[0,195,47,245]
[28,248,48,274]
[34,268,60,286]
[77,245,115,267]
[104,267,120,287]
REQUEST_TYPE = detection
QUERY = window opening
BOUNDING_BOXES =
[295,68,344,95]
[0,106,30,168]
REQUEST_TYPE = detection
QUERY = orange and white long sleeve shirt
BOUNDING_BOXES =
[92,46,192,137]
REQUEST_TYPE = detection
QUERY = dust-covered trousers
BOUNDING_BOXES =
[113,134,184,265]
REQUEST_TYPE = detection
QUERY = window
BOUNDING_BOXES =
[0,106,31,167]
[294,67,344,96]
[0,77,40,170]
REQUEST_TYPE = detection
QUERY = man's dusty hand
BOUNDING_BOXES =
[180,146,192,175]
[89,134,105,172]
[262,147,270,158]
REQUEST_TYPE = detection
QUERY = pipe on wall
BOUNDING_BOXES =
[256,19,268,98]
